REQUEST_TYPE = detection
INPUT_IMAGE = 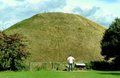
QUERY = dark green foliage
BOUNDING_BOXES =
[0,32,29,71]
[101,18,120,66]
[90,60,120,71]
[90,61,111,70]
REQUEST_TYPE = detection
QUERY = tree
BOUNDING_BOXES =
[101,18,120,67]
[0,32,29,71]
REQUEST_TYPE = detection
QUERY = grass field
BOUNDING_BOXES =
[0,70,119,78]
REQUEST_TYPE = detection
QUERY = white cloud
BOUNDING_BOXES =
[70,6,113,27]
[26,0,44,4]
[62,0,119,27]
[0,0,120,30]
[0,0,67,30]
[0,0,21,7]
[90,9,115,27]
[0,19,20,30]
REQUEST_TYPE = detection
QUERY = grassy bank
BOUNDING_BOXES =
[5,12,105,62]
[0,70,119,78]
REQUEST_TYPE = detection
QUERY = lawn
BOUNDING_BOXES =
[0,70,119,78]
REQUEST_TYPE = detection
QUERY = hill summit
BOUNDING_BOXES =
[5,12,105,62]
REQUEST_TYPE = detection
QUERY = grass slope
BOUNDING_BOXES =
[0,71,119,78]
[4,12,105,62]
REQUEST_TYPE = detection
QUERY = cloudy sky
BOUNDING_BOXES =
[0,0,120,30]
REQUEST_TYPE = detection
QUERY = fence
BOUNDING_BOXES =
[26,62,67,71]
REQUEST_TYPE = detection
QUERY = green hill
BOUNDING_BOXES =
[4,12,105,62]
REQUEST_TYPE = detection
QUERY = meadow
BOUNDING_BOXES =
[0,70,119,78]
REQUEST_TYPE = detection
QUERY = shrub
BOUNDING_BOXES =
[90,61,111,71]
[0,32,29,71]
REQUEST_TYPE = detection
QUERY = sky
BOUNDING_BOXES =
[0,0,120,30]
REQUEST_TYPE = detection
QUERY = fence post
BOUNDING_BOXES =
[51,62,54,70]
[29,61,31,71]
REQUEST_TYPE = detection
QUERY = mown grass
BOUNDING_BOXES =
[0,70,119,78]
[4,12,105,62]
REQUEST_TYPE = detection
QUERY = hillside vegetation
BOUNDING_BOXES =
[4,12,105,62]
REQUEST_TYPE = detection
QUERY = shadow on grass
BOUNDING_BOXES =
[98,72,120,76]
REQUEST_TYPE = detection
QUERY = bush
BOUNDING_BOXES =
[90,61,111,71]
[85,62,92,70]
[0,32,29,71]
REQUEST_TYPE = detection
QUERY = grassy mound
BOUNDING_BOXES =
[4,12,105,62]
